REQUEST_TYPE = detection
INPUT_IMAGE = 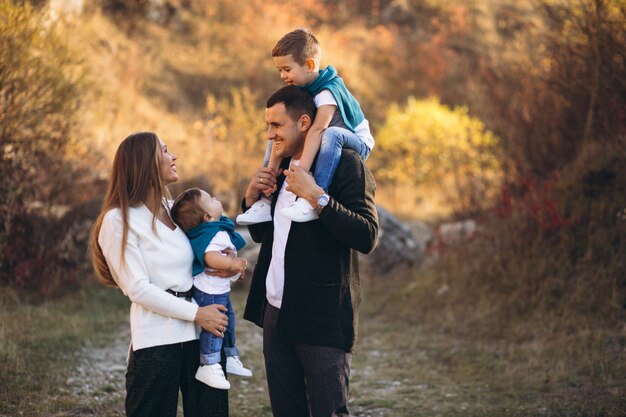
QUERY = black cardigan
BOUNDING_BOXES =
[243,149,379,353]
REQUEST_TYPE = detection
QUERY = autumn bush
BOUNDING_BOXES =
[0,1,96,296]
[430,0,624,323]
[370,97,502,218]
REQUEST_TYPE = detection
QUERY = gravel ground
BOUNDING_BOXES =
[53,285,397,417]
[50,328,129,416]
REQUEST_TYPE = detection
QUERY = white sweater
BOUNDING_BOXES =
[98,205,199,351]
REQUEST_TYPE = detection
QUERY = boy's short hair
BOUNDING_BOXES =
[266,85,317,123]
[272,28,320,65]
[171,188,205,233]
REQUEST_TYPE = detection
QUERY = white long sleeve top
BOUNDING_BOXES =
[98,205,199,351]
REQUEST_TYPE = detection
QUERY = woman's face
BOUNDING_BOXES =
[158,138,179,185]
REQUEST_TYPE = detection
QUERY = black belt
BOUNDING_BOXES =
[166,288,194,298]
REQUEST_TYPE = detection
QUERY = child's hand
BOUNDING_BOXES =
[233,257,248,275]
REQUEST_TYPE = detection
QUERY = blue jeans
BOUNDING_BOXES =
[263,127,370,191]
[315,127,370,192]
[193,288,238,365]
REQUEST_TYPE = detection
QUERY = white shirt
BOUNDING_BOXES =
[193,231,238,295]
[98,205,199,351]
[266,161,299,308]
[314,89,375,151]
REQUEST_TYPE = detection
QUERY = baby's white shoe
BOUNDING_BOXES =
[236,197,272,225]
[280,198,318,222]
[196,363,230,389]
[226,355,253,377]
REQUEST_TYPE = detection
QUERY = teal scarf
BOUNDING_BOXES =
[304,65,365,133]
[186,216,246,276]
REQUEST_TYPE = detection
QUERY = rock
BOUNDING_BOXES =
[235,205,430,275]
[366,206,428,272]
[437,219,478,246]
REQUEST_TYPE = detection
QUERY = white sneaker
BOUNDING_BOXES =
[236,197,272,225]
[280,198,318,222]
[226,355,253,377]
[195,363,230,390]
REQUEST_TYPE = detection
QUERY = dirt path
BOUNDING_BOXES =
[58,284,415,417]
[53,328,129,416]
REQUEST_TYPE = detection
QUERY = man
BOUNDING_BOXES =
[241,85,379,417]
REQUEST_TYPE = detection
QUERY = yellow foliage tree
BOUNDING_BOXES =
[191,87,266,213]
[370,97,502,215]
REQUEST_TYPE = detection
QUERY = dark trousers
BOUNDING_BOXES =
[263,303,352,417]
[125,339,228,417]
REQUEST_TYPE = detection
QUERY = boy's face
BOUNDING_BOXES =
[273,54,313,86]
[198,190,223,221]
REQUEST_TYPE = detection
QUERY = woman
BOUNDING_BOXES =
[90,132,237,417]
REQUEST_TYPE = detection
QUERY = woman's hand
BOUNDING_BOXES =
[195,304,229,337]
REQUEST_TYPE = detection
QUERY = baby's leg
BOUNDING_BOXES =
[314,127,370,192]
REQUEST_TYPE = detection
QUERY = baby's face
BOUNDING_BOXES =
[198,190,223,220]
[273,54,312,86]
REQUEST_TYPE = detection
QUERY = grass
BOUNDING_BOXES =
[354,207,626,417]
[0,283,129,417]
[350,276,626,416]
[1,252,624,416]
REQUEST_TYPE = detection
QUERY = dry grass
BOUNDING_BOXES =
[361,200,626,416]
[1,258,624,416]
[0,285,129,417]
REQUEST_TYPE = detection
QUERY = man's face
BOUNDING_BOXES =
[265,102,306,160]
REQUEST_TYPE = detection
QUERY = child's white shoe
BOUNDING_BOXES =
[196,363,230,389]
[280,198,318,222]
[236,197,272,225]
[226,355,253,377]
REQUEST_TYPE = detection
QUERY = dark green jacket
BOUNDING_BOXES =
[243,150,378,352]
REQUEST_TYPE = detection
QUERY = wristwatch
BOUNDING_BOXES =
[315,193,330,214]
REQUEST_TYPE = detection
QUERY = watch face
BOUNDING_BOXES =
[318,194,330,207]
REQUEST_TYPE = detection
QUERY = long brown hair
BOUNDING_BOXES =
[89,132,167,287]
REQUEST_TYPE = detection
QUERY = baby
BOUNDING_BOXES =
[171,188,252,390]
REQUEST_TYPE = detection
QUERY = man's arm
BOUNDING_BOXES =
[284,151,378,254]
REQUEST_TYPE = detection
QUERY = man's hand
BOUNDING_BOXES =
[284,164,324,207]
[244,166,277,207]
